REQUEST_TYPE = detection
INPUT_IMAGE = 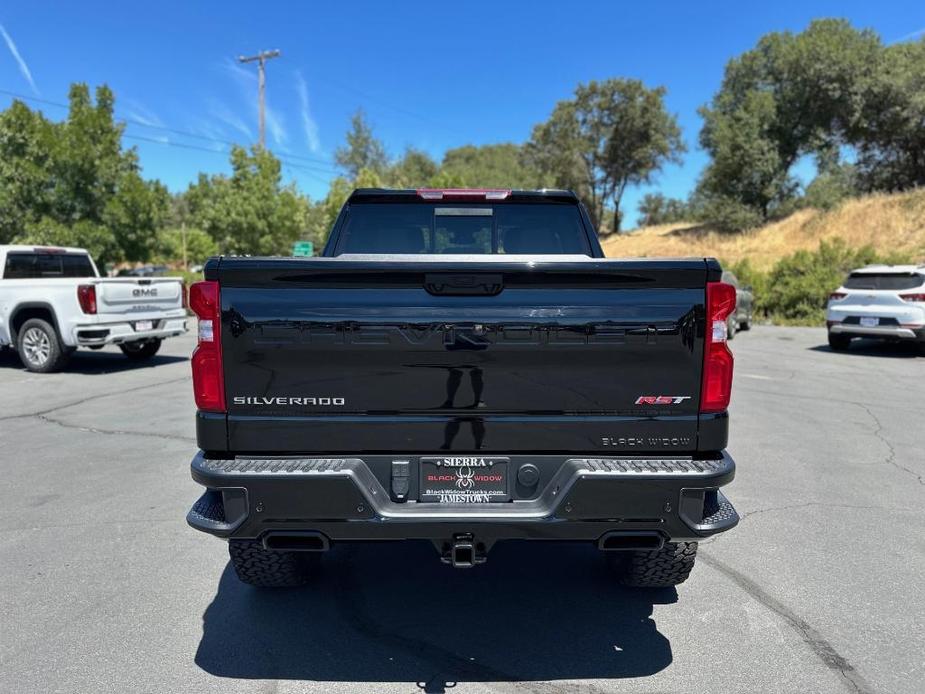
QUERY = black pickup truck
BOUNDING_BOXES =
[186,188,739,588]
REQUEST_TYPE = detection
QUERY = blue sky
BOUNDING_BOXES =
[1,1,923,227]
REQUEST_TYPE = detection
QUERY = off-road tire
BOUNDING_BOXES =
[828,332,851,352]
[228,539,318,587]
[618,541,698,587]
[739,314,751,331]
[16,318,70,373]
[119,339,162,360]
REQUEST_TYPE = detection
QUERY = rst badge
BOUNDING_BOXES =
[635,395,692,405]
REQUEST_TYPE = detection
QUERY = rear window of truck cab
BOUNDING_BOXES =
[335,203,592,255]
[843,272,924,290]
[3,251,95,279]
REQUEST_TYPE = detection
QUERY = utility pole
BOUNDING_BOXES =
[237,49,281,149]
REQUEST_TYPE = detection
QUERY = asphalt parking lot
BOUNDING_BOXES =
[0,326,922,694]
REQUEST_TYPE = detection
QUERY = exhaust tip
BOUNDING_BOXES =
[598,532,664,552]
[262,531,330,552]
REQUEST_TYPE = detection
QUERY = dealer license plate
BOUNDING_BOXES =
[859,317,879,327]
[419,456,510,503]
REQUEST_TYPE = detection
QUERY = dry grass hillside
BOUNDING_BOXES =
[602,189,925,270]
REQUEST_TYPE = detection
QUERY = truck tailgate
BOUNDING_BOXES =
[212,257,717,454]
[95,278,184,315]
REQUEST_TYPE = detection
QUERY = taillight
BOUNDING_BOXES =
[181,283,188,310]
[189,281,225,412]
[900,293,925,302]
[700,281,736,414]
[77,284,97,314]
[829,292,847,301]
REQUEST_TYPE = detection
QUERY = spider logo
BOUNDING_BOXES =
[455,468,475,490]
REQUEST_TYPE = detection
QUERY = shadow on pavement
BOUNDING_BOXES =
[809,338,922,359]
[196,541,675,691]
[0,347,187,374]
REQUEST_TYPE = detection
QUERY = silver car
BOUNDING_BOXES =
[721,270,753,338]
[826,265,925,353]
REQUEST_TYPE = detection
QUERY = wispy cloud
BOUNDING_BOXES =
[192,119,231,152]
[294,70,320,153]
[265,106,288,147]
[893,26,925,43]
[0,23,39,95]
[208,98,253,140]
[222,57,256,89]
[124,99,164,128]
[221,57,288,147]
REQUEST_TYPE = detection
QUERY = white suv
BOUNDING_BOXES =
[826,265,925,353]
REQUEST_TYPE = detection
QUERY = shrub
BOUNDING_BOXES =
[802,167,857,212]
[699,197,764,233]
[725,257,770,315]
[762,240,911,324]
[156,226,218,267]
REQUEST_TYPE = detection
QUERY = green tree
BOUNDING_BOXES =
[387,147,439,187]
[156,226,218,266]
[637,193,690,227]
[103,174,169,262]
[803,163,857,211]
[334,109,389,178]
[697,90,794,223]
[527,79,685,233]
[851,38,925,191]
[0,83,168,264]
[440,143,541,188]
[21,218,119,266]
[698,19,882,222]
[186,146,309,256]
[0,100,55,244]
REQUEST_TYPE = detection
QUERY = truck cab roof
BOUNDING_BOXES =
[0,244,90,255]
[347,188,581,204]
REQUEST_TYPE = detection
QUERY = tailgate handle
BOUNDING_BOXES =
[424,273,503,296]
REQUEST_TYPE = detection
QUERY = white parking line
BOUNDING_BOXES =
[740,373,773,380]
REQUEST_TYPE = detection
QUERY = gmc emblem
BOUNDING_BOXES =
[133,288,158,297]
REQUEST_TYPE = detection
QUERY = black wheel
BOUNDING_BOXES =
[228,539,318,587]
[739,312,751,331]
[827,332,851,351]
[614,541,698,587]
[119,339,162,360]
[16,318,70,373]
[726,315,737,340]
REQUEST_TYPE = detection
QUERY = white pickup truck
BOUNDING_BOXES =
[0,245,188,372]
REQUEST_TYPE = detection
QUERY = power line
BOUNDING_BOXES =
[125,132,334,187]
[281,162,331,187]
[122,133,338,177]
[0,87,340,169]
